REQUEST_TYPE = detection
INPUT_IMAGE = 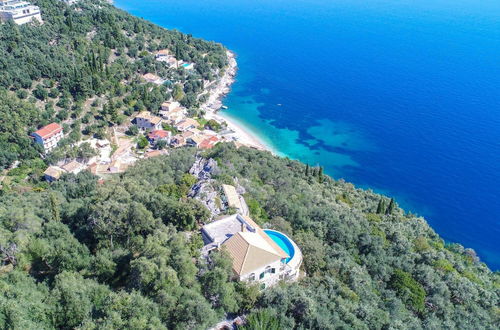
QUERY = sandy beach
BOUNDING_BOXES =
[201,51,274,153]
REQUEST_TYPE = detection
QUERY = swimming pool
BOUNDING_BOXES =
[264,230,295,264]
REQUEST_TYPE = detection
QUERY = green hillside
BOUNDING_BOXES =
[1,145,498,329]
[0,0,227,169]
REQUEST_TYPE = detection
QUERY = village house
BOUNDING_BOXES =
[202,214,302,289]
[187,134,205,148]
[164,56,178,68]
[135,111,162,130]
[199,136,220,150]
[142,73,164,85]
[175,118,200,132]
[43,166,64,182]
[161,101,180,112]
[61,160,84,175]
[160,107,186,124]
[31,123,63,153]
[170,135,186,148]
[0,0,42,25]
[154,49,170,61]
[147,129,171,145]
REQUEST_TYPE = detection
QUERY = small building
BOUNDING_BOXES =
[199,136,220,150]
[164,57,178,68]
[221,184,246,214]
[61,160,83,175]
[155,49,170,61]
[161,101,180,112]
[31,123,63,153]
[175,118,200,132]
[160,107,186,124]
[135,111,162,130]
[0,0,42,25]
[170,135,186,148]
[43,166,64,182]
[142,73,164,85]
[187,134,205,148]
[147,129,171,144]
[201,214,301,288]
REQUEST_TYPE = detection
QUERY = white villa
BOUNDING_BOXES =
[0,0,42,25]
[161,101,180,112]
[31,123,63,153]
[202,214,302,289]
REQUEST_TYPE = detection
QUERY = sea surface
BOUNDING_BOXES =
[115,0,500,269]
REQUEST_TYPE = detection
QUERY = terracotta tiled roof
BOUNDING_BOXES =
[242,216,289,259]
[222,231,283,276]
[147,130,170,140]
[43,166,64,179]
[199,136,219,149]
[156,49,170,56]
[61,160,82,173]
[33,123,62,140]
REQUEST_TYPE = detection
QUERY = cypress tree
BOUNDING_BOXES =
[305,164,310,176]
[50,193,60,221]
[318,166,324,183]
[386,198,396,215]
[376,198,386,214]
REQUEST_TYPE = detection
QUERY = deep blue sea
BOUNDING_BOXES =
[115,0,500,269]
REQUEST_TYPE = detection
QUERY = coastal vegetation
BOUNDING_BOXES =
[1,145,498,328]
[0,1,498,329]
[0,0,227,170]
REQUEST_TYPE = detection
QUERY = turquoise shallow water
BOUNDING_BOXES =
[115,0,500,269]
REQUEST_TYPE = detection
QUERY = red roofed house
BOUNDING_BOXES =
[147,129,171,145]
[31,123,63,153]
[199,136,220,149]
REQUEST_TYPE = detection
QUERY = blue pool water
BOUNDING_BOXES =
[264,230,295,264]
[115,0,500,269]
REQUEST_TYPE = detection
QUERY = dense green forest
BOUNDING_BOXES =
[0,1,498,329]
[0,0,227,169]
[0,145,498,329]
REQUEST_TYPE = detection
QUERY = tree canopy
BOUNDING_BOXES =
[0,145,498,328]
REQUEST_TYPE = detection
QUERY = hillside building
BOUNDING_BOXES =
[31,123,63,153]
[0,0,42,25]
